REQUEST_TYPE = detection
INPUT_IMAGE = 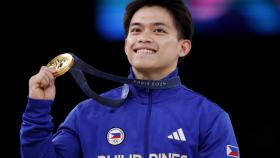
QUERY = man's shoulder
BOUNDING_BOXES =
[178,85,225,114]
[101,86,124,98]
[71,86,124,113]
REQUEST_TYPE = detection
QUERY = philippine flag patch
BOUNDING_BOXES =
[226,145,239,157]
[107,128,125,145]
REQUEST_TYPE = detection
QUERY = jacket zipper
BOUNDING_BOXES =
[144,88,152,157]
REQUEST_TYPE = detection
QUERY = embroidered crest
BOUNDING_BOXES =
[107,128,125,145]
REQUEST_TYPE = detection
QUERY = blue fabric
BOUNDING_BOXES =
[20,69,239,158]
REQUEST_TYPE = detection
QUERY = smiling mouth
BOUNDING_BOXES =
[134,48,156,54]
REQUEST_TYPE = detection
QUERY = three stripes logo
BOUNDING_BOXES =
[167,128,186,142]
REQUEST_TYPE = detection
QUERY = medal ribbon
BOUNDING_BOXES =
[64,53,182,106]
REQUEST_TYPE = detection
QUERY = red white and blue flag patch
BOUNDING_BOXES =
[226,145,239,157]
[107,128,124,145]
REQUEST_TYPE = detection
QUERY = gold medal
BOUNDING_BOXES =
[47,53,74,77]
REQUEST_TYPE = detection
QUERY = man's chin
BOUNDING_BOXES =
[133,63,155,68]
[133,66,151,72]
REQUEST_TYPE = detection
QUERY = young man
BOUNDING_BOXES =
[20,0,239,158]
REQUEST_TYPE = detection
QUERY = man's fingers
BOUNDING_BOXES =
[40,75,50,89]
[40,66,56,78]
[29,66,56,89]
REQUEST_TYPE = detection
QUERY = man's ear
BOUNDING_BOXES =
[179,39,192,57]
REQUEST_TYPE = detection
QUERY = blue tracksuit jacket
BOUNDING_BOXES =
[20,69,239,158]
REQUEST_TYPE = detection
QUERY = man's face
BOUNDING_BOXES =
[125,6,191,78]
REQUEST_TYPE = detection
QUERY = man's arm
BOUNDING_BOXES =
[20,66,81,158]
[199,112,240,158]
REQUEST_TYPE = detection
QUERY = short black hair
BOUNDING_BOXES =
[124,0,194,40]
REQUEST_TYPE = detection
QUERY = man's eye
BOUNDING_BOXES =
[130,28,141,32]
[154,29,166,33]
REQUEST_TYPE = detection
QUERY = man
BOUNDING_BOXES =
[20,0,239,157]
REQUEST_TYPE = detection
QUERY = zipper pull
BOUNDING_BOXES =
[146,88,150,93]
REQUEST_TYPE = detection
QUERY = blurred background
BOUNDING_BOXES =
[6,0,279,157]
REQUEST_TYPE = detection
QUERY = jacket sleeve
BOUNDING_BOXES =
[198,111,240,158]
[20,98,82,158]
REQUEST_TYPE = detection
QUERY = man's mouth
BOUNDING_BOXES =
[134,48,156,54]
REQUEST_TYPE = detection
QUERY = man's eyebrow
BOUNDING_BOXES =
[130,22,142,27]
[154,22,168,27]
[130,22,168,27]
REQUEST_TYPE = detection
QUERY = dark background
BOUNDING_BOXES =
[5,0,279,157]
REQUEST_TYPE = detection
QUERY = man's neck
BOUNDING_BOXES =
[132,67,177,80]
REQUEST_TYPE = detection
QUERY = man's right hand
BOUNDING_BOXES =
[28,66,56,100]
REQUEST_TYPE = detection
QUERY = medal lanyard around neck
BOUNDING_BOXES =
[48,53,182,107]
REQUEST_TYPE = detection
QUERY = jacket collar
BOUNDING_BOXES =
[127,68,182,104]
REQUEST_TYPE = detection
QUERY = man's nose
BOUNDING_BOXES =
[137,32,153,43]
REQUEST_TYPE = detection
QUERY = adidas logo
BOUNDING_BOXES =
[167,128,186,142]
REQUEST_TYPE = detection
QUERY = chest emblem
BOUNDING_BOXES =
[107,128,125,145]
